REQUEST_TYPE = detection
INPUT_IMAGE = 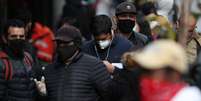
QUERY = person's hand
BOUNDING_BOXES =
[103,60,115,74]
[34,76,47,96]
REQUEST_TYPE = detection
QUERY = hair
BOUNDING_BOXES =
[91,15,112,36]
[122,52,135,67]
[141,2,157,16]
[3,19,25,37]
[57,16,78,30]
[15,9,32,25]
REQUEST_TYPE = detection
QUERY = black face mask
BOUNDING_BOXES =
[117,19,135,33]
[8,39,25,57]
[57,45,78,62]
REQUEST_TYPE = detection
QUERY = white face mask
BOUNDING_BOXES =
[98,40,111,49]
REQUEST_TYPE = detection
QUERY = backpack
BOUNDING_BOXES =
[0,51,33,80]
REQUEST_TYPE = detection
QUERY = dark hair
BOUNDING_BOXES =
[57,16,78,29]
[15,9,32,25]
[91,15,112,36]
[141,2,157,16]
[3,19,25,37]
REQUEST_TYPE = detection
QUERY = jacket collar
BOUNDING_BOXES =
[54,51,83,68]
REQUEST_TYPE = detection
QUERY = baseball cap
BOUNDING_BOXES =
[115,2,137,16]
[122,40,188,74]
[55,25,82,42]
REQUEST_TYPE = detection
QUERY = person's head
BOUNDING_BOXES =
[15,9,32,39]
[57,16,79,30]
[187,15,196,32]
[91,15,113,50]
[141,2,157,16]
[178,14,197,39]
[3,19,26,57]
[187,15,197,39]
[55,25,82,62]
[122,39,188,82]
[115,2,137,34]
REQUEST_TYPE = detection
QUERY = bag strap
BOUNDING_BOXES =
[193,38,201,53]
[0,51,13,80]
[24,52,33,69]
[0,51,33,80]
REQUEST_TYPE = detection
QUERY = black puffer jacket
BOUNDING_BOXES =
[45,52,112,101]
[0,49,37,101]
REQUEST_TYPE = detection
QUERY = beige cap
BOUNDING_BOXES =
[127,40,188,74]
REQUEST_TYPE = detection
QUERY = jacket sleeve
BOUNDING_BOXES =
[90,62,112,101]
[0,60,6,100]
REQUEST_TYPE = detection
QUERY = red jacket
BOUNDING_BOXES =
[31,22,55,63]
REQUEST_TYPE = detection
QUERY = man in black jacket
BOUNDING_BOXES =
[44,25,112,101]
[115,1,148,50]
[0,19,37,101]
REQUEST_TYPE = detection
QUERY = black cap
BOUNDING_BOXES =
[115,2,137,16]
[55,25,82,42]
[141,2,156,16]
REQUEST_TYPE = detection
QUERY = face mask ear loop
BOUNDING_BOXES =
[111,29,115,43]
[107,30,114,51]
[103,30,114,60]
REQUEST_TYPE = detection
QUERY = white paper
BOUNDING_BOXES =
[112,63,123,69]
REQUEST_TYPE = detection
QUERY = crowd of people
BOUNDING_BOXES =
[1,0,201,101]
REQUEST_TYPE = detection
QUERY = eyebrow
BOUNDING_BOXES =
[9,35,25,39]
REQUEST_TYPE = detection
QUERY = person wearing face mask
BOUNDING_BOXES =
[115,2,148,50]
[82,15,133,69]
[82,15,142,101]
[0,19,39,101]
[122,40,201,101]
[44,25,112,101]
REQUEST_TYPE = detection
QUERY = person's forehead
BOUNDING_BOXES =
[8,26,25,35]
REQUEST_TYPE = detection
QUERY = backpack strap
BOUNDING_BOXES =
[0,51,33,80]
[24,52,33,69]
[0,51,13,80]
[193,38,201,54]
